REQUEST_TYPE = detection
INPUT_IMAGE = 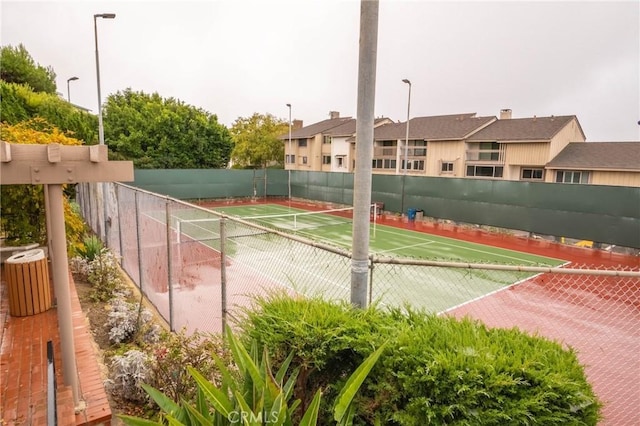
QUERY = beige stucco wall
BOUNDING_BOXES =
[548,118,585,158]
[590,171,640,187]
[504,142,549,166]
[426,140,465,177]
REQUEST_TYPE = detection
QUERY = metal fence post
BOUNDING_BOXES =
[116,184,124,262]
[369,255,374,306]
[134,191,143,291]
[220,217,227,332]
[165,198,175,331]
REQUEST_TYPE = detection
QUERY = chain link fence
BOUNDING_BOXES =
[78,182,639,425]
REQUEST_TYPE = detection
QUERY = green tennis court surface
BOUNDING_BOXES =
[208,204,563,265]
[163,203,565,312]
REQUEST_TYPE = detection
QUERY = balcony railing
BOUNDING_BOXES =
[465,149,505,163]
[373,147,427,157]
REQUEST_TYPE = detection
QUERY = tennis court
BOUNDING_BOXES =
[167,203,565,312]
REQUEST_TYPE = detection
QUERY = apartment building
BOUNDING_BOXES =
[546,142,640,186]
[283,111,392,172]
[281,109,639,187]
[465,110,585,181]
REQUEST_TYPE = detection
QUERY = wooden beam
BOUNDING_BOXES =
[1,161,134,185]
[0,141,133,185]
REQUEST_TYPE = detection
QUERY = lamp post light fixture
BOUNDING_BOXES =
[402,79,411,174]
[66,76,79,103]
[94,12,116,145]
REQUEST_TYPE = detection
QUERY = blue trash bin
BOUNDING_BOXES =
[407,208,417,221]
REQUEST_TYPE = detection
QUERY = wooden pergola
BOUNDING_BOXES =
[0,140,133,409]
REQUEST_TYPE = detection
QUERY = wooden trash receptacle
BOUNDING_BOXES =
[6,248,52,316]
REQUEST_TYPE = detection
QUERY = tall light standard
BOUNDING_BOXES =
[286,103,292,200]
[94,13,116,145]
[402,79,411,174]
[94,13,115,245]
[66,76,79,103]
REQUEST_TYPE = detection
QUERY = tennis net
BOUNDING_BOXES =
[241,205,379,231]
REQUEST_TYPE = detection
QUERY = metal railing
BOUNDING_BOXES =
[47,340,57,426]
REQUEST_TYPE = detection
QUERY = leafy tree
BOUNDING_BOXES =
[1,44,57,94]
[0,119,87,250]
[230,113,287,169]
[103,89,233,169]
[1,81,98,143]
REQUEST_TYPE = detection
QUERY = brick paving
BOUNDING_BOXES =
[1,267,112,425]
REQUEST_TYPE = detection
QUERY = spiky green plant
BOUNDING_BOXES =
[119,326,386,426]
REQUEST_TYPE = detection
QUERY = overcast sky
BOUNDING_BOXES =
[1,0,639,141]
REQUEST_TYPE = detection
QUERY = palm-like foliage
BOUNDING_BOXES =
[120,326,385,426]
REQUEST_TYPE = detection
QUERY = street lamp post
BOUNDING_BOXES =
[286,103,292,166]
[402,79,411,174]
[286,103,292,199]
[66,76,79,103]
[94,13,116,145]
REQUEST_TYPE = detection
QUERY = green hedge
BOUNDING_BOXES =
[239,294,600,425]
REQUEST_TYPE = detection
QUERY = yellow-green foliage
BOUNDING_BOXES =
[1,119,86,253]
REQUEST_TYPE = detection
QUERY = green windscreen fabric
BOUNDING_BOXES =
[132,169,640,248]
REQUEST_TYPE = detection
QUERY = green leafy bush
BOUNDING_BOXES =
[119,326,386,425]
[239,294,601,425]
[87,249,124,302]
[76,234,103,261]
[149,328,230,403]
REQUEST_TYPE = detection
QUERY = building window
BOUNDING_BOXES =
[322,155,331,165]
[323,136,331,144]
[441,162,454,173]
[478,142,500,161]
[556,170,589,184]
[337,157,344,167]
[286,154,295,164]
[372,159,383,168]
[466,165,503,178]
[302,156,308,165]
[384,159,396,169]
[403,159,424,171]
[521,168,544,180]
[382,140,395,146]
[299,139,307,147]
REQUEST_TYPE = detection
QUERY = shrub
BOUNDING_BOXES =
[119,326,386,425]
[107,349,152,403]
[76,234,103,261]
[239,294,601,425]
[107,294,160,345]
[148,328,229,403]
[87,248,123,302]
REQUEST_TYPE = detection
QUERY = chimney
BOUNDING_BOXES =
[292,119,303,130]
[329,111,340,119]
[500,109,512,120]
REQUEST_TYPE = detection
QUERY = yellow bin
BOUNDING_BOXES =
[6,249,52,316]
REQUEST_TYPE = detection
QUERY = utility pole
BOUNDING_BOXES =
[351,0,379,308]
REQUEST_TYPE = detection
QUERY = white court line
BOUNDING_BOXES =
[372,226,557,264]
[439,260,572,314]
[375,240,437,255]
[229,238,350,293]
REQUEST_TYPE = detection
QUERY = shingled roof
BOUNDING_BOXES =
[546,142,640,171]
[373,113,496,141]
[324,117,392,137]
[467,115,583,142]
[279,117,353,139]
